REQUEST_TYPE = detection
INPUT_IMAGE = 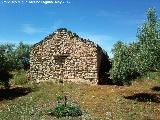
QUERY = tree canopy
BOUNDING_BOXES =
[0,42,32,88]
[110,8,160,85]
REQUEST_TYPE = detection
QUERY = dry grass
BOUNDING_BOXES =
[0,72,160,120]
[68,79,160,119]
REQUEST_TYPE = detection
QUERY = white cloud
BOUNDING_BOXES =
[22,24,45,35]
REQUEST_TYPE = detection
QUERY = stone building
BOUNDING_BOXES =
[29,28,111,84]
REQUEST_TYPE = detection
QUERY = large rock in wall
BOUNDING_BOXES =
[29,28,111,84]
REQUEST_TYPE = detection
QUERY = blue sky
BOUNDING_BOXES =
[0,0,160,57]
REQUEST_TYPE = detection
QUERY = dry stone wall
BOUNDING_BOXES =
[29,28,111,84]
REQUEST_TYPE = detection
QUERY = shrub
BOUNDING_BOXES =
[0,69,12,89]
[11,70,28,85]
[109,41,140,85]
[0,45,13,88]
[48,95,82,118]
[50,103,82,118]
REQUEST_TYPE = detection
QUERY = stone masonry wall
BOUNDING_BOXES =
[29,28,100,84]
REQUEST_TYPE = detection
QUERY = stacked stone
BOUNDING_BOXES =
[29,28,109,84]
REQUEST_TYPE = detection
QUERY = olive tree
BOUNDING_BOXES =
[137,8,160,72]
[110,8,160,85]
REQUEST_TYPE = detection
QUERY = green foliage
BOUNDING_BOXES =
[14,42,31,70]
[11,70,28,85]
[51,104,82,118]
[49,103,82,118]
[110,41,140,85]
[0,44,14,88]
[56,95,65,101]
[0,44,15,70]
[0,70,12,89]
[140,71,160,82]
[110,8,160,85]
[0,42,32,70]
[137,8,160,71]
[0,42,32,88]
[48,95,82,118]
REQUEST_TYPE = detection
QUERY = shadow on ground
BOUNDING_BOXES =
[124,93,160,103]
[0,87,32,101]
[152,86,160,92]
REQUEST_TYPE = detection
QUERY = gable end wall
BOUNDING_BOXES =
[29,30,99,84]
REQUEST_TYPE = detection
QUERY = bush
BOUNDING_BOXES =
[0,45,12,88]
[48,95,82,118]
[0,69,12,89]
[50,103,82,118]
[109,41,140,85]
[11,70,28,85]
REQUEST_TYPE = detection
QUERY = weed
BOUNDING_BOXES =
[47,95,82,118]
[48,103,82,118]
[11,70,28,85]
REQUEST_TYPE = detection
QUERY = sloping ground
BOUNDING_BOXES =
[0,76,160,120]
[70,80,160,120]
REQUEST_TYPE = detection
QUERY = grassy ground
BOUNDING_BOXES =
[0,70,160,120]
